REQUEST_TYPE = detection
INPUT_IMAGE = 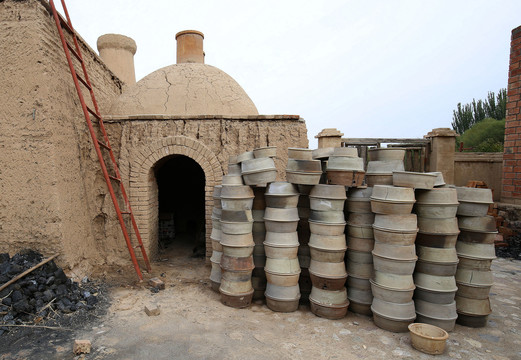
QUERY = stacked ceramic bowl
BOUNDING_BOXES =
[219,184,255,308]
[241,157,277,187]
[370,185,417,332]
[263,184,301,312]
[455,187,496,328]
[412,186,460,332]
[286,148,322,186]
[251,187,267,300]
[297,185,313,303]
[222,155,244,186]
[365,148,405,186]
[209,185,223,292]
[345,187,375,316]
[325,147,365,187]
[308,184,349,319]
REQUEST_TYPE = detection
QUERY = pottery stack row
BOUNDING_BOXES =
[365,148,405,187]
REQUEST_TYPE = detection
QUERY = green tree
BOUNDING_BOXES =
[458,118,505,152]
[451,89,507,134]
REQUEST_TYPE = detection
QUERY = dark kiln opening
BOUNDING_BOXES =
[155,155,205,256]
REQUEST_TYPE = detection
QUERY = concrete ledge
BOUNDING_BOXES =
[103,114,303,122]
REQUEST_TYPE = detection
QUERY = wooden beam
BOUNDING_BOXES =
[0,254,59,292]
[342,138,431,145]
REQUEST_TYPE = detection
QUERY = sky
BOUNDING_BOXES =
[55,1,521,148]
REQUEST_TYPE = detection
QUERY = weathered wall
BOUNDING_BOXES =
[0,0,123,273]
[454,152,503,201]
[502,25,521,204]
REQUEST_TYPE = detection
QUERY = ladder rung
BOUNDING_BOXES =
[86,106,101,120]
[59,17,74,33]
[76,73,92,91]
[121,211,131,215]
[108,175,121,182]
[66,41,83,64]
[134,245,143,249]
[97,139,111,150]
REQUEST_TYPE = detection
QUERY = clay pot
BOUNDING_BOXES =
[219,269,253,295]
[368,148,406,161]
[456,241,496,260]
[373,270,414,289]
[286,159,322,172]
[457,215,497,234]
[372,253,417,275]
[414,273,457,304]
[371,298,416,333]
[308,233,346,262]
[347,260,374,279]
[309,260,347,290]
[327,156,364,172]
[429,172,446,187]
[373,228,418,246]
[308,247,346,263]
[237,151,255,163]
[415,246,459,276]
[253,146,277,159]
[213,185,222,207]
[370,279,415,303]
[265,283,300,312]
[264,182,299,208]
[373,242,417,260]
[308,219,346,236]
[227,163,242,176]
[263,242,299,259]
[417,217,460,236]
[346,192,373,213]
[220,212,254,235]
[414,300,457,332]
[415,232,458,248]
[455,187,493,216]
[347,224,374,239]
[219,288,254,309]
[366,160,405,174]
[241,157,277,186]
[392,171,437,190]
[222,174,244,186]
[309,184,347,211]
[456,313,489,328]
[408,323,449,355]
[347,249,373,264]
[211,238,223,252]
[228,155,239,165]
[221,244,254,258]
[455,296,492,317]
[366,174,393,187]
[347,276,371,290]
[347,287,373,316]
[458,230,496,244]
[370,185,416,214]
[264,231,299,246]
[455,268,493,299]
[332,147,359,157]
[457,256,493,271]
[287,148,313,160]
[347,212,375,225]
[264,207,299,233]
[415,188,458,217]
[414,201,459,219]
[346,236,375,252]
[220,185,254,210]
[211,208,222,221]
[209,251,223,292]
[312,147,335,160]
[264,258,301,286]
[220,231,254,247]
[309,287,349,320]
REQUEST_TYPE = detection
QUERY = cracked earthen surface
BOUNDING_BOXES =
[109,64,259,116]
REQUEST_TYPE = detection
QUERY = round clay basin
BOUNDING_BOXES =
[264,231,299,246]
[415,299,457,322]
[219,270,253,294]
[237,151,255,163]
[366,174,393,187]
[212,217,222,230]
[392,171,437,189]
[456,283,492,300]
[345,199,372,213]
[373,242,417,260]
[416,187,458,204]
[372,253,417,275]
[265,190,299,209]
[219,288,254,309]
[210,227,222,241]
[373,213,417,232]
[326,156,364,171]
[310,299,349,320]
[371,298,416,332]
[308,233,346,250]
[414,287,456,305]
[368,148,406,162]
[209,262,222,288]
[221,174,244,186]
[227,163,241,176]
[309,197,345,211]
[415,314,456,333]
[212,239,223,252]
[370,279,415,303]
[371,200,415,215]
[265,258,301,275]
[349,301,373,316]
[221,185,254,199]
[371,184,415,201]
[457,256,493,271]
[348,187,373,200]
[222,244,254,258]
[373,271,414,289]
[408,323,449,354]
[286,158,321,172]
[220,232,254,247]
[456,241,496,260]
[455,268,493,287]
[287,147,312,160]
[242,170,277,186]
[312,147,335,160]
[457,201,491,217]
[309,184,346,199]
[457,215,497,233]
[263,243,299,259]
[366,160,405,174]
[373,228,418,245]
[347,249,373,264]
[309,246,346,263]
[414,203,459,219]
[220,220,254,235]
[221,198,254,211]
[253,146,277,158]
[415,232,458,248]
[456,313,489,328]
[309,286,348,305]
[458,230,496,244]
[266,181,298,195]
[309,210,345,224]
[309,221,345,236]
[347,276,371,290]
[266,295,300,313]
[297,184,314,195]
[347,224,374,239]
[265,282,300,299]
[417,217,459,235]
[455,186,493,203]
[414,273,457,293]
[211,207,222,219]
[415,260,458,277]
[213,199,222,209]
[309,259,347,277]
[220,254,255,272]
[327,170,365,187]
[347,212,375,225]
[286,171,322,186]
[347,261,374,279]
[309,272,347,291]
[221,209,253,223]
[210,250,223,264]
[416,246,458,264]
[347,286,373,304]
[264,207,299,232]
[332,147,359,157]
[213,184,222,198]
[455,296,492,316]
[346,236,375,252]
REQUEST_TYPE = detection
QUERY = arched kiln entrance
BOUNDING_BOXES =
[128,136,223,261]
[155,155,205,255]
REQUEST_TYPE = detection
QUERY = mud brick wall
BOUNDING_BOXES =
[503,25,521,204]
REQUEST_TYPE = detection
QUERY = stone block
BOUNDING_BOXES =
[145,303,161,316]
[73,340,91,355]
[148,277,165,290]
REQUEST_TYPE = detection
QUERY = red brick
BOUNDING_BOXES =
[506,131,517,138]
[504,166,514,173]
[516,159,521,165]
[514,179,521,186]
[505,119,520,127]
[510,94,521,102]
[505,160,516,166]
[508,88,520,96]
[504,172,516,179]
[503,190,513,197]
[512,68,521,77]
[512,62,521,70]
[512,192,521,198]
[510,107,521,115]
[505,140,515,147]
[514,166,521,173]
[504,153,515,159]
[504,185,516,192]
[503,178,513,185]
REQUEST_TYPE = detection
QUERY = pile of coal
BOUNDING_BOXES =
[0,250,100,334]
[496,233,521,260]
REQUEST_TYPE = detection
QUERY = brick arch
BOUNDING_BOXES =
[129,136,223,260]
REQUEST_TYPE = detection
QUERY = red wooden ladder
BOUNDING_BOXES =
[49,0,151,280]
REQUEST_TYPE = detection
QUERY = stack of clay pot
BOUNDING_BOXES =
[455,187,496,328]
[345,187,375,315]
[370,185,417,332]
[297,184,313,303]
[285,148,322,186]
[326,147,365,187]
[263,181,301,312]
[241,149,277,187]
[251,187,267,300]
[365,148,405,186]
[407,177,459,331]
[209,185,223,292]
[308,184,349,319]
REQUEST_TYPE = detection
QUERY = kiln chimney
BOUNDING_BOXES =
[97,34,137,85]
[175,30,205,64]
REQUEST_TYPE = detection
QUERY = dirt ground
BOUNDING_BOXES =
[1,240,521,360]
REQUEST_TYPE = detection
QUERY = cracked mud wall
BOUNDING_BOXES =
[0,0,124,274]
